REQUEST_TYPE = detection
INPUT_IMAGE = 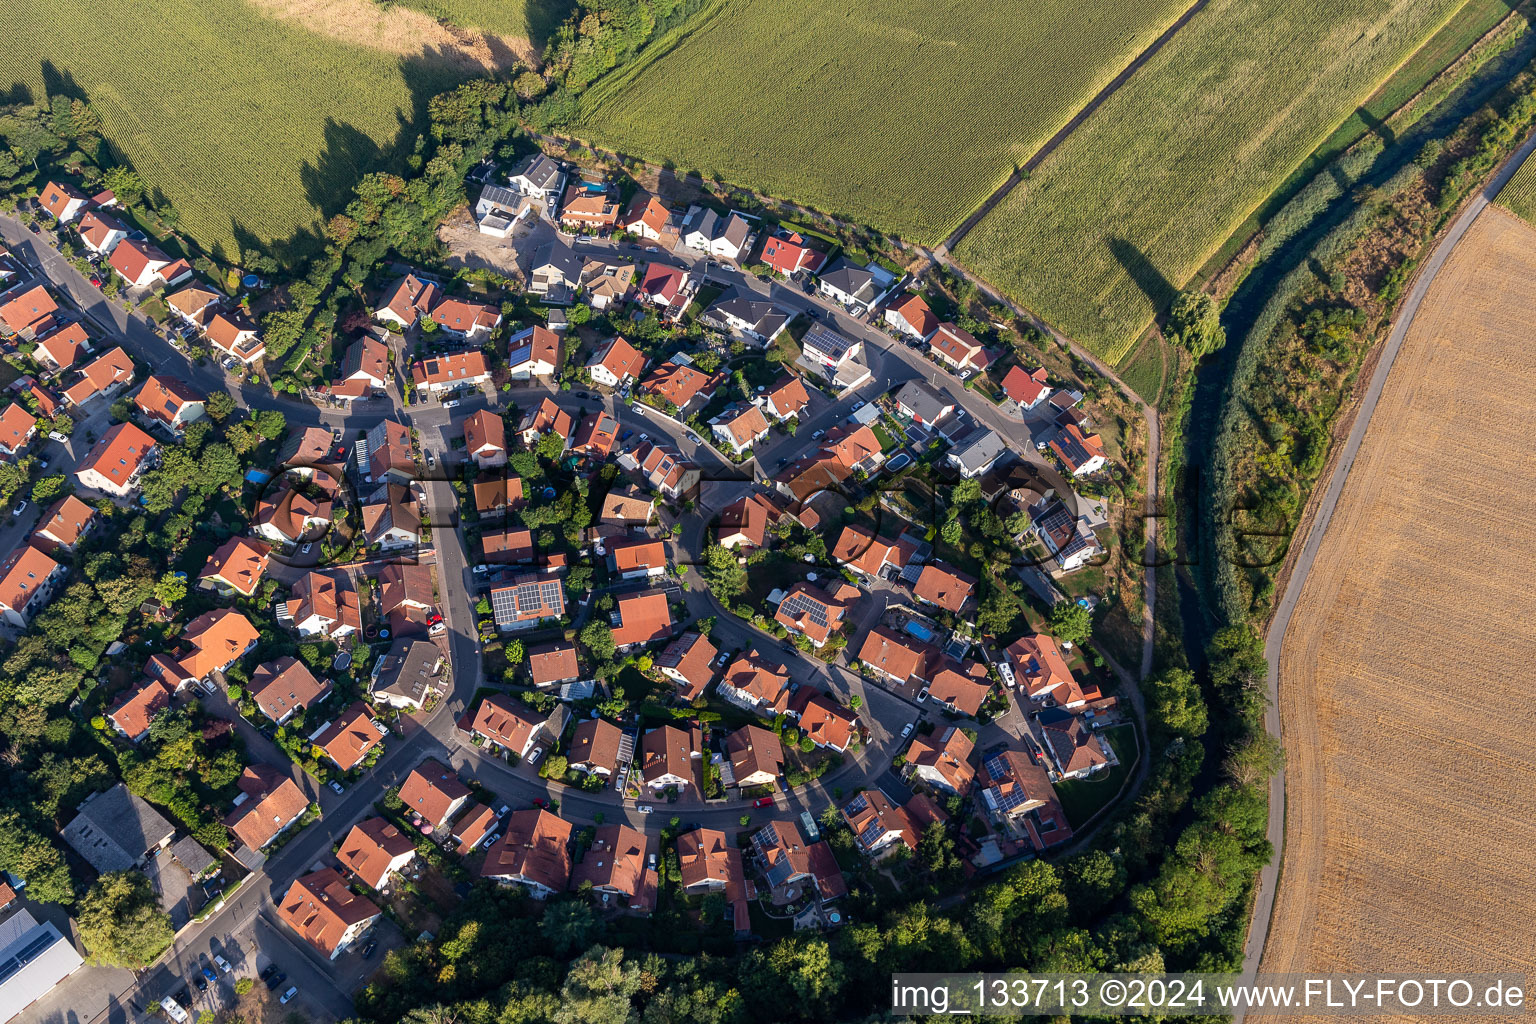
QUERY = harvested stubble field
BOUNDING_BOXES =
[2,0,534,258]
[955,0,1468,364]
[1261,206,1536,1003]
[575,0,1193,243]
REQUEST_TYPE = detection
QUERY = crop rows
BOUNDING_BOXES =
[5,0,479,258]
[576,0,1193,245]
[955,0,1469,364]
[1496,147,1536,225]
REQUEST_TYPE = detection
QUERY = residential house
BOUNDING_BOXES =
[639,723,702,792]
[132,375,204,431]
[253,484,332,546]
[518,396,572,446]
[750,821,846,902]
[656,631,717,702]
[198,537,272,597]
[637,262,690,312]
[107,679,174,743]
[529,239,582,302]
[482,527,534,565]
[0,544,65,627]
[508,153,564,200]
[570,824,656,912]
[913,561,977,614]
[31,494,98,554]
[700,292,791,344]
[817,260,878,312]
[717,491,784,549]
[786,689,858,752]
[480,809,572,898]
[366,420,415,483]
[978,749,1072,849]
[607,537,666,580]
[620,192,673,240]
[38,180,89,222]
[370,638,443,710]
[0,403,36,458]
[473,183,532,236]
[840,790,917,857]
[1048,421,1107,476]
[1030,497,1104,572]
[374,273,438,328]
[164,284,222,330]
[175,609,261,681]
[925,658,992,717]
[375,562,436,633]
[884,293,938,341]
[929,322,991,373]
[76,210,127,254]
[411,349,491,394]
[330,336,390,404]
[453,804,499,852]
[249,657,331,726]
[462,409,507,469]
[1039,708,1112,781]
[474,475,526,519]
[489,570,567,632]
[467,694,545,760]
[399,759,471,829]
[711,403,770,454]
[894,380,955,427]
[905,726,976,795]
[108,240,191,289]
[62,346,134,407]
[0,283,57,338]
[559,182,621,230]
[681,206,751,259]
[759,229,825,276]
[832,526,915,580]
[598,485,654,526]
[32,321,90,372]
[312,702,386,772]
[1002,365,1052,409]
[726,725,784,789]
[945,428,1008,479]
[430,297,502,340]
[506,325,560,380]
[570,410,620,458]
[280,426,348,480]
[278,868,380,959]
[761,374,810,420]
[717,651,791,714]
[639,361,723,412]
[362,484,421,550]
[619,441,700,502]
[225,765,309,852]
[799,321,861,372]
[529,641,581,689]
[75,421,156,497]
[60,785,174,874]
[610,589,674,650]
[586,335,646,388]
[568,718,622,778]
[774,580,860,647]
[1006,634,1096,708]
[579,259,635,310]
[337,818,415,890]
[677,828,752,934]
[206,311,265,364]
[856,625,933,688]
[283,570,362,641]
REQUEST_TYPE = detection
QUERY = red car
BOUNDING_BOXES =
[753,796,774,808]
[532,798,546,808]
[89,276,101,287]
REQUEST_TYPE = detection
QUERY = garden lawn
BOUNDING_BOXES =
[1053,724,1138,828]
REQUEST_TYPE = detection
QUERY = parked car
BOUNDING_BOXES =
[263,967,286,991]
[300,543,313,554]
[280,986,299,1005]
[193,975,208,992]
[852,400,865,411]
[753,796,774,808]
[916,688,930,704]
[89,276,101,287]
[811,430,825,440]
[47,431,68,442]
[646,246,659,253]
[900,722,915,739]
[329,780,345,795]
[532,797,547,808]
[160,997,189,1023]
[214,954,232,973]
[200,962,217,983]
[527,747,544,766]
[443,399,460,409]
[620,430,633,442]
[11,500,26,517]
[637,803,653,814]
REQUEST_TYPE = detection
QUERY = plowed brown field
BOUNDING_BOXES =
[1262,205,1536,1004]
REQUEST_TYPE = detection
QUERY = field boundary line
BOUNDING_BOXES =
[1238,127,1536,1022]
[937,0,1215,256]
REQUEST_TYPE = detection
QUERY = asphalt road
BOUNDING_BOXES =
[1237,130,1536,1019]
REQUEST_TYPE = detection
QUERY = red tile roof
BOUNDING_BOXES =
[33,494,97,551]
[913,561,977,613]
[313,702,385,771]
[528,641,580,686]
[1002,365,1051,406]
[199,537,271,596]
[75,421,156,493]
[249,656,331,723]
[107,678,173,741]
[611,589,674,648]
[337,818,415,889]
[480,808,572,892]
[411,349,489,387]
[399,759,471,827]
[225,765,309,850]
[640,361,723,409]
[0,284,57,335]
[278,867,380,955]
[887,293,938,337]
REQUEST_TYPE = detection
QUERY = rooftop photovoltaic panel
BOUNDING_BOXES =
[780,593,829,629]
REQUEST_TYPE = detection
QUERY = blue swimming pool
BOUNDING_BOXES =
[904,621,934,642]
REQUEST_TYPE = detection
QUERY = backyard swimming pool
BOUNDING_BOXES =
[904,621,934,642]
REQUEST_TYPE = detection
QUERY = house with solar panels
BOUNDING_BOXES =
[489,570,567,632]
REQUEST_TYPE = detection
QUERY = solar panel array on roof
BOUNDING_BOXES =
[780,592,829,629]
[0,930,58,986]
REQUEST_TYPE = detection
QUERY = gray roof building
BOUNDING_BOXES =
[510,153,563,193]
[60,784,175,875]
[818,260,878,306]
[894,380,955,425]
[170,836,217,879]
[946,428,1009,478]
[370,639,444,708]
[0,910,83,1024]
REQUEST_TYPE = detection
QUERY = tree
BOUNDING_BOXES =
[701,544,746,599]
[940,513,962,547]
[100,166,143,205]
[555,946,643,1024]
[77,871,174,967]
[1144,667,1207,739]
[30,474,66,504]
[514,71,547,100]
[580,621,616,662]
[1049,601,1092,646]
[540,901,600,956]
[204,391,236,421]
[152,571,187,606]
[507,639,525,665]
[253,408,287,439]
[536,430,567,462]
[1167,289,1226,357]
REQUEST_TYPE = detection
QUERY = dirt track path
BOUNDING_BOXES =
[1244,131,1536,1016]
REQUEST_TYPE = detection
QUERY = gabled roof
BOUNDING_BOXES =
[1005,633,1088,706]
[164,284,222,324]
[925,658,991,716]
[887,293,938,337]
[33,494,98,551]
[528,641,580,685]
[107,678,173,741]
[482,527,534,564]
[832,525,914,576]
[726,724,784,782]
[179,609,260,679]
[821,423,882,469]
[819,260,877,302]
[570,823,650,899]
[717,491,783,548]
[77,210,126,250]
[0,284,57,334]
[337,817,415,889]
[656,631,717,701]
[511,152,563,190]
[720,650,790,705]
[411,349,489,386]
[37,180,87,220]
[640,723,698,785]
[339,335,390,385]
[255,483,331,543]
[377,273,438,322]
[224,765,308,850]
[452,803,498,850]
[763,374,810,417]
[913,561,977,613]
[133,375,203,426]
[1041,711,1110,775]
[638,262,686,304]
[761,230,826,275]
[367,419,414,480]
[789,689,858,750]
[468,693,543,754]
[905,726,976,794]
[61,784,174,874]
[312,702,384,771]
[199,537,271,596]
[507,324,560,370]
[278,867,380,955]
[481,809,572,891]
[0,544,59,616]
[249,656,330,723]
[433,296,501,335]
[640,361,723,409]
[713,403,770,447]
[588,335,647,381]
[285,569,362,634]
[107,239,171,282]
[570,410,619,456]
[894,380,954,422]
[622,192,672,235]
[64,346,134,405]
[1002,365,1051,406]
[463,409,506,457]
[930,322,986,366]
[569,718,622,773]
[856,625,932,684]
[599,486,654,524]
[75,421,156,491]
[519,396,573,439]
[205,311,262,358]
[1049,421,1107,474]
[608,536,666,573]
[399,759,471,826]
[0,403,36,450]
[33,321,89,370]
[362,484,421,543]
[774,580,857,645]
[474,475,525,515]
[841,789,917,854]
[611,589,673,647]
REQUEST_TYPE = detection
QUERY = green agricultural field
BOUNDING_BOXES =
[2,0,521,260]
[576,0,1194,244]
[1496,147,1536,224]
[955,0,1469,364]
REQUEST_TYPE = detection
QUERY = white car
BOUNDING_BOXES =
[443,399,460,409]
[901,722,915,739]
[160,997,189,1023]
[10,500,26,518]
[637,803,653,814]
[527,747,543,766]
[916,688,930,704]
[329,780,345,795]
[639,433,648,441]
[280,986,299,1005]
[811,429,825,440]
[47,431,68,442]
[214,954,232,973]
[998,662,1016,688]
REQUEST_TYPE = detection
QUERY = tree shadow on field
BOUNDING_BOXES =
[523,0,579,54]
[39,61,87,104]
[0,82,33,107]
[1109,236,1176,310]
